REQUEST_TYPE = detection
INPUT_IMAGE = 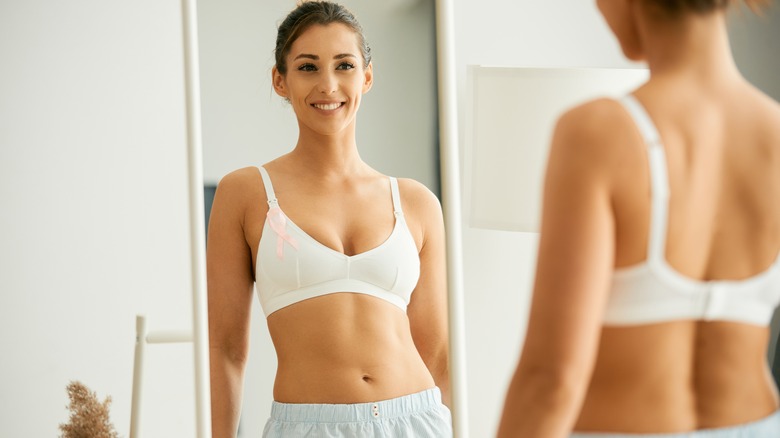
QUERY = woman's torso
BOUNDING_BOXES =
[574,78,780,432]
[245,160,434,403]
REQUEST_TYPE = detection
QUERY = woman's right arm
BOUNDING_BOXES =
[207,172,255,438]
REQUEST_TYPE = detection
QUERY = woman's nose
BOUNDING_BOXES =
[318,72,337,94]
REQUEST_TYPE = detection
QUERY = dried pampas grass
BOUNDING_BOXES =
[59,381,120,438]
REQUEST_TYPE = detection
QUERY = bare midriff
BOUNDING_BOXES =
[266,292,435,404]
[574,321,780,433]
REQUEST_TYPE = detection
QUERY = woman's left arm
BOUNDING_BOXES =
[404,180,451,406]
[496,101,621,437]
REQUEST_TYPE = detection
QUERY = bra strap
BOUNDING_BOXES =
[620,95,670,263]
[389,177,403,215]
[258,167,278,206]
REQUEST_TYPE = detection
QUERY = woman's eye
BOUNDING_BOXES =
[297,63,317,72]
[336,62,355,71]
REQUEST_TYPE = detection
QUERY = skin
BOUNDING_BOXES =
[497,1,780,437]
[208,23,450,438]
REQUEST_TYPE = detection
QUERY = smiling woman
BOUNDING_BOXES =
[206,2,452,437]
[271,22,373,139]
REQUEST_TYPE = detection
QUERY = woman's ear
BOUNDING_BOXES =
[272,66,288,98]
[362,62,374,94]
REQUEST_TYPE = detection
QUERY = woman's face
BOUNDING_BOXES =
[273,23,373,137]
[596,0,644,61]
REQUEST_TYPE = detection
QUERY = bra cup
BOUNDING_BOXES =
[295,246,348,289]
[350,224,421,302]
[349,256,398,292]
[257,225,301,301]
[389,227,421,301]
[256,215,421,316]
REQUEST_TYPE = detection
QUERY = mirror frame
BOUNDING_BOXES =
[188,1,466,437]
[435,0,469,437]
[182,0,212,436]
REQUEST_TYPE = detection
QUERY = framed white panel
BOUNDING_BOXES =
[466,66,649,232]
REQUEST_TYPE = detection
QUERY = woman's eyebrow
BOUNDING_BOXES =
[293,53,318,61]
[293,53,357,61]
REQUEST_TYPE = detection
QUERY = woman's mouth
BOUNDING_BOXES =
[312,102,344,111]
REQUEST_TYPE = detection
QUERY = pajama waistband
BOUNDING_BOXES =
[570,410,780,437]
[269,387,443,423]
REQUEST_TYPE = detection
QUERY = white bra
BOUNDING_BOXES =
[604,95,780,326]
[255,167,421,317]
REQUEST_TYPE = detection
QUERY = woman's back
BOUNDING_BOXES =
[575,76,780,432]
[612,79,780,282]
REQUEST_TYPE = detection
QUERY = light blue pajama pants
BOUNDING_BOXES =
[570,410,780,438]
[262,387,452,437]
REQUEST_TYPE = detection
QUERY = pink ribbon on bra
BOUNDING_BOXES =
[267,206,298,259]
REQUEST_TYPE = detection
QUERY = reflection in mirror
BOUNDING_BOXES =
[198,1,454,436]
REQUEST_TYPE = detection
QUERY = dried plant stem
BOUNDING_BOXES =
[59,381,120,438]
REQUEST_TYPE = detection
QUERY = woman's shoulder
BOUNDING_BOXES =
[557,97,635,138]
[552,96,643,166]
[395,178,441,207]
[215,166,265,205]
[218,166,262,189]
[744,84,780,133]
[394,177,443,225]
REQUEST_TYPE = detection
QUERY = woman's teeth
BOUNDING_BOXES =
[313,102,342,110]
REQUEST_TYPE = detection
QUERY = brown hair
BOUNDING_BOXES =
[647,0,771,14]
[274,1,371,75]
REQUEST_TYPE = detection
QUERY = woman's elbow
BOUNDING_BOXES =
[210,338,250,368]
[513,361,589,409]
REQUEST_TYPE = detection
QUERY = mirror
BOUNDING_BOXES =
[197,0,468,436]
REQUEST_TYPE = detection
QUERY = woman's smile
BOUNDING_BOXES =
[311,101,345,111]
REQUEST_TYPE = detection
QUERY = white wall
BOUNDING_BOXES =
[196,1,437,435]
[452,2,780,436]
[0,1,197,436]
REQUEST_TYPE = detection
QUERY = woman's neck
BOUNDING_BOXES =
[636,7,741,84]
[288,127,368,178]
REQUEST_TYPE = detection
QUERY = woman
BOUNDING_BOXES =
[207,2,451,437]
[498,0,780,437]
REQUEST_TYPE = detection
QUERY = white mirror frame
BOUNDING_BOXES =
[435,0,469,437]
[181,0,212,436]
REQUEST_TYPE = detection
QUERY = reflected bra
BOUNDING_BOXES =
[255,167,421,317]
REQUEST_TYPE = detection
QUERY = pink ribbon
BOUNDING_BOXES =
[267,206,298,259]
